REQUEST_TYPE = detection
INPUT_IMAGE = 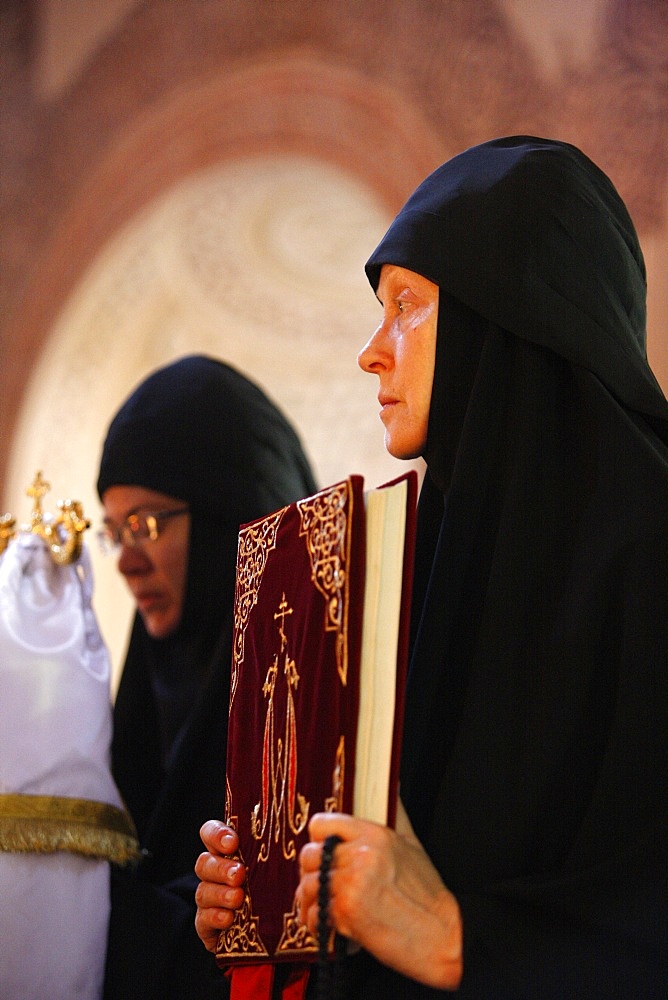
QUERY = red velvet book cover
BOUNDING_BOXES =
[216,473,416,969]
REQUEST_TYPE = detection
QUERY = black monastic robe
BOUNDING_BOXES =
[355,136,668,998]
[97,356,317,1000]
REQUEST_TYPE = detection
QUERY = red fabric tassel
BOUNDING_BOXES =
[227,964,311,1000]
[228,964,275,1000]
[282,966,311,1000]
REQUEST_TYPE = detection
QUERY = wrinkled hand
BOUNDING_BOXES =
[194,820,247,953]
[295,802,463,990]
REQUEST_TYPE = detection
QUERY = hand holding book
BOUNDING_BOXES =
[216,472,417,970]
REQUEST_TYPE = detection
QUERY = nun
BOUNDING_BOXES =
[197,138,668,998]
[98,355,317,1000]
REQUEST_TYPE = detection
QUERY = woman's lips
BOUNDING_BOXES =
[378,394,400,420]
[378,393,399,409]
[135,591,165,612]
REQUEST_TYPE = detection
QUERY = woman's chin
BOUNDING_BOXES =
[384,433,424,462]
[140,609,180,640]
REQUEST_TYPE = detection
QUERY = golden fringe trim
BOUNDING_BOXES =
[0,793,140,866]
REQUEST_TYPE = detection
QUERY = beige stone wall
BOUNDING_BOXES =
[1,0,666,681]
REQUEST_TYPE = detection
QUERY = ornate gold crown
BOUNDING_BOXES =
[0,471,90,565]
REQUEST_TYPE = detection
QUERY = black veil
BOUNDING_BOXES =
[361,137,668,996]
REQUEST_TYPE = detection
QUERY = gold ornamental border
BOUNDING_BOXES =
[0,792,139,865]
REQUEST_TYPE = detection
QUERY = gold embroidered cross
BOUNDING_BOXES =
[273,592,293,652]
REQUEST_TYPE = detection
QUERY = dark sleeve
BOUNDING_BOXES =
[104,866,229,1000]
[353,527,668,999]
[456,865,667,998]
[453,527,668,999]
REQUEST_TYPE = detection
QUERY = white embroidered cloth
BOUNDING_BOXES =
[0,532,125,1000]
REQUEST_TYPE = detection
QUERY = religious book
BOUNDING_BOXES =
[216,471,417,969]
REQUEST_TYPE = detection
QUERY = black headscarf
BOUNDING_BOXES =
[97,355,317,856]
[361,137,668,996]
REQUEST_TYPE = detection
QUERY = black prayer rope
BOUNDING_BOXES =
[316,834,347,1000]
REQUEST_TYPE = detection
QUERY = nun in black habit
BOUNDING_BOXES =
[195,137,668,998]
[97,355,317,1000]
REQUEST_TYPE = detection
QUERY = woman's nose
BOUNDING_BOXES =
[357,323,390,373]
[117,542,151,576]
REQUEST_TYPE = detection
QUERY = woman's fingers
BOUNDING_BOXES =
[198,819,239,856]
[194,820,247,951]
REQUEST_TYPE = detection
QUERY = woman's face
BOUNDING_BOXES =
[101,485,190,640]
[358,264,438,460]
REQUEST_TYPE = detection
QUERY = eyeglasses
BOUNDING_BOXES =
[97,506,189,555]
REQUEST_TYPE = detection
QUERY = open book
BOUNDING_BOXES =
[216,471,417,968]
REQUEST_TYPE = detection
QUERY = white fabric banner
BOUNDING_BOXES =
[0,533,123,1000]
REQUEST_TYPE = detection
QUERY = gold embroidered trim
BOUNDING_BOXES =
[0,793,140,865]
[325,735,345,813]
[296,480,352,685]
[216,841,269,959]
[231,507,285,708]
[276,897,318,956]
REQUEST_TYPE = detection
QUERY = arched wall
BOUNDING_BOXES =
[1,54,447,467]
[1,0,667,682]
[3,0,667,486]
[2,58,444,680]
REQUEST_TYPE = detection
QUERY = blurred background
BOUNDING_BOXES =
[1,0,667,687]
